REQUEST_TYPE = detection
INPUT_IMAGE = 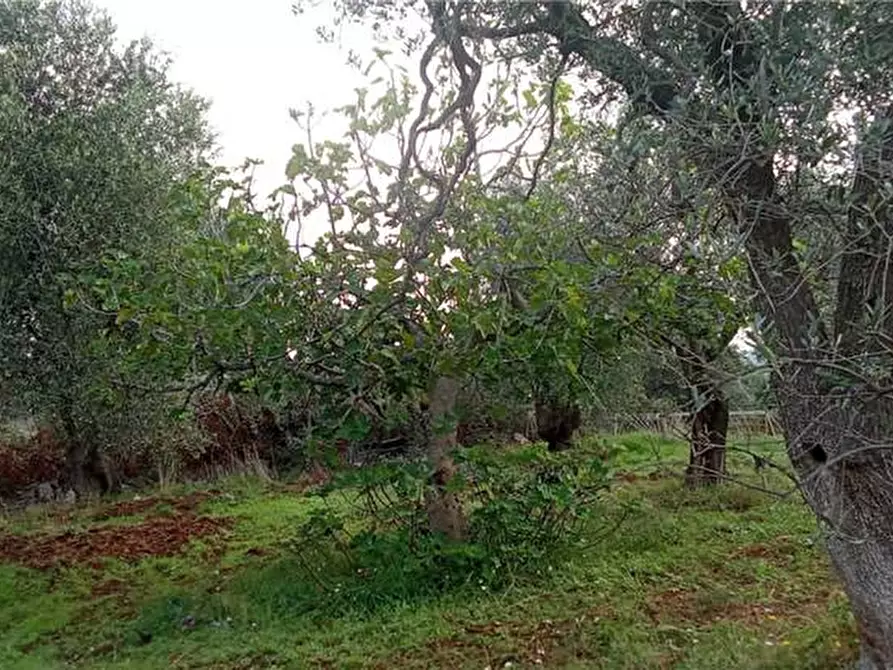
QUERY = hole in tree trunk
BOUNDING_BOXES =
[804,442,828,463]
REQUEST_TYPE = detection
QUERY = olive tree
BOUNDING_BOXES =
[0,0,213,492]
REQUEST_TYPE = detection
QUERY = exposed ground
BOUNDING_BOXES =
[0,434,859,669]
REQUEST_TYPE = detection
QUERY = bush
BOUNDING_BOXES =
[282,443,614,616]
[455,384,535,446]
[461,444,613,580]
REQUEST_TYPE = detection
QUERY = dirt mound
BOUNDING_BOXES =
[0,513,232,570]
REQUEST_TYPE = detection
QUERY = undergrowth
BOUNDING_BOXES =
[280,443,618,616]
[0,432,860,669]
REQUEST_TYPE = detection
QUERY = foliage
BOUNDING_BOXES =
[316,1,893,655]
[84,48,644,492]
[282,443,614,614]
[718,345,774,412]
[0,0,213,486]
[6,0,893,662]
[461,443,615,577]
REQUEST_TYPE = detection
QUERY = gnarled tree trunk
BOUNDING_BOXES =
[775,377,893,669]
[59,400,111,496]
[424,376,466,541]
[674,341,735,488]
[527,2,893,663]
[694,9,893,664]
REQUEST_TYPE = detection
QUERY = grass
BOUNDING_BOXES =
[0,432,859,669]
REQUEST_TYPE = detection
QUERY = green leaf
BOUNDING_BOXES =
[286,144,310,179]
[62,289,79,309]
[115,308,135,326]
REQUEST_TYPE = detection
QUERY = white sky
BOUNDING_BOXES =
[94,1,553,249]
[95,0,379,242]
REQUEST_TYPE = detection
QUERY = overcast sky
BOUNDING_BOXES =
[91,1,544,248]
[95,1,374,206]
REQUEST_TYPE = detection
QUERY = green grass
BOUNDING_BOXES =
[0,433,859,669]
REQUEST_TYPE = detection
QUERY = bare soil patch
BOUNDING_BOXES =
[380,607,613,669]
[729,535,801,564]
[645,585,845,628]
[0,512,232,569]
[90,490,220,521]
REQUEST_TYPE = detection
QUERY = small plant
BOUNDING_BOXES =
[459,444,614,583]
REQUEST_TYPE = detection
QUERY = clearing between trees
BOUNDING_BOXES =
[0,434,856,669]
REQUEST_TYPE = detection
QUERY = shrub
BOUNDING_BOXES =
[282,443,614,616]
[460,444,613,581]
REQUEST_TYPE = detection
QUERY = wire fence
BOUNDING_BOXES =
[601,410,782,438]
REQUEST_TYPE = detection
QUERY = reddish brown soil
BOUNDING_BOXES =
[644,585,846,628]
[0,513,233,570]
[90,577,129,598]
[373,607,613,669]
[730,535,798,563]
[90,490,220,521]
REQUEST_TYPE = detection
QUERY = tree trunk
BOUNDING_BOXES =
[673,338,734,488]
[534,395,582,452]
[687,11,893,662]
[710,141,893,669]
[60,403,92,495]
[775,385,893,669]
[714,152,893,668]
[424,375,466,541]
[63,439,114,496]
[59,401,111,496]
[685,388,729,487]
[63,437,92,495]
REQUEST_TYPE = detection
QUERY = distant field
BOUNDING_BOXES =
[0,433,857,669]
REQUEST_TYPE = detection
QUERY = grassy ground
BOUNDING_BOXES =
[0,433,859,669]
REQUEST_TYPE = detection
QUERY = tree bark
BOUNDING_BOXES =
[58,395,87,494]
[685,387,729,487]
[449,2,893,661]
[63,436,92,495]
[59,405,107,496]
[692,13,893,663]
[703,119,893,670]
[63,441,115,496]
[673,337,736,488]
[424,375,466,541]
